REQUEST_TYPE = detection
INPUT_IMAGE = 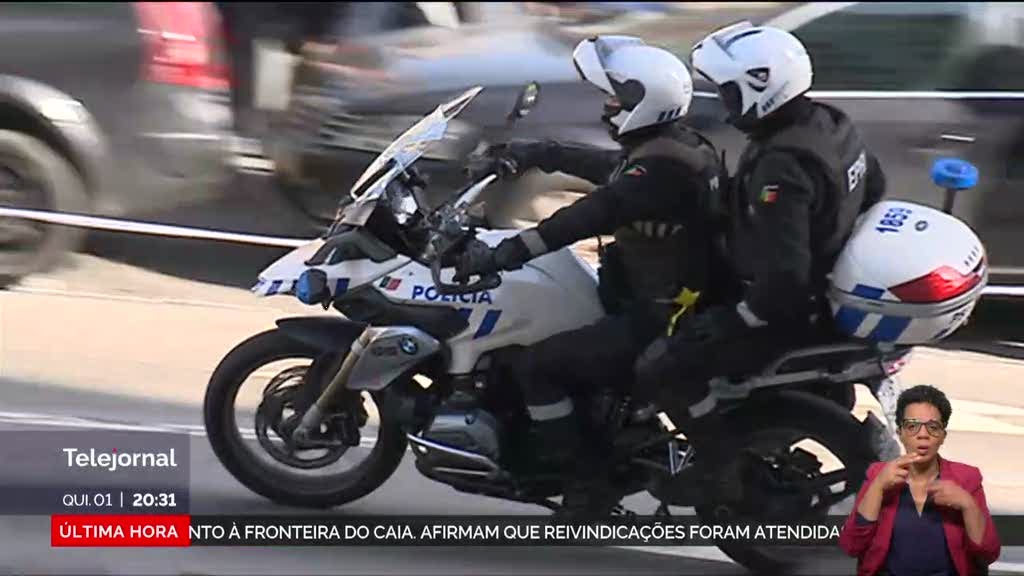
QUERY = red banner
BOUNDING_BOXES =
[51,514,191,547]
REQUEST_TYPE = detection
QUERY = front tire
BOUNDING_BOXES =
[204,328,407,508]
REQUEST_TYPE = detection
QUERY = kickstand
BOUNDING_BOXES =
[655,502,672,518]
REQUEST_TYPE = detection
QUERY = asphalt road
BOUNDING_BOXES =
[1,178,1024,574]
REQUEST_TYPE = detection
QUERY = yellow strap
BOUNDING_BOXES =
[666,287,701,336]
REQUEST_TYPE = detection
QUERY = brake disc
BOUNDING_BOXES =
[253,367,350,470]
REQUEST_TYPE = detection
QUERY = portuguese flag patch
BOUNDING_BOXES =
[623,164,647,177]
[759,185,779,203]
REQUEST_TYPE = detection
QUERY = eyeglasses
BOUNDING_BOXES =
[900,418,946,437]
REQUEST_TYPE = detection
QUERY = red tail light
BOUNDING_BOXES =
[889,264,983,303]
[134,2,228,90]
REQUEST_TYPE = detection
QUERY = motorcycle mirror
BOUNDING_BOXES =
[506,81,541,126]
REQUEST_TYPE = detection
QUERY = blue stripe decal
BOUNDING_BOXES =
[852,284,885,300]
[268,280,283,295]
[868,315,912,342]
[456,308,473,322]
[335,278,350,295]
[834,305,868,335]
[473,310,502,339]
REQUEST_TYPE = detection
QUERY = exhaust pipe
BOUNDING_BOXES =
[406,433,501,480]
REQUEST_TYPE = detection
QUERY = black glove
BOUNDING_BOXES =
[453,236,530,283]
[465,154,519,182]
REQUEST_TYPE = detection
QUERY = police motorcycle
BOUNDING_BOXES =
[203,83,987,572]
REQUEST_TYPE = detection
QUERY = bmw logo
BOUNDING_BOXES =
[399,337,418,355]
[915,220,929,231]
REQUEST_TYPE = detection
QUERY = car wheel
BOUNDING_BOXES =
[0,130,89,288]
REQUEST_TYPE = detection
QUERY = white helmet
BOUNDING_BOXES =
[572,35,694,138]
[690,22,812,129]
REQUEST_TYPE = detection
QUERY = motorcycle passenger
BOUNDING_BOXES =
[454,36,725,480]
[633,23,887,505]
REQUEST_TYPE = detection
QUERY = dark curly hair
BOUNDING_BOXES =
[896,385,952,427]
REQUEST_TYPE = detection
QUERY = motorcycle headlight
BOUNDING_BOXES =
[295,269,330,305]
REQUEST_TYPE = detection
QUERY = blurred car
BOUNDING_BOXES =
[0,2,232,285]
[265,5,615,231]
[686,1,1024,291]
[267,1,1024,295]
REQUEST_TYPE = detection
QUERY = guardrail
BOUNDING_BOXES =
[0,205,1020,297]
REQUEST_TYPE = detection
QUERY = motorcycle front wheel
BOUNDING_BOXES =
[204,328,408,508]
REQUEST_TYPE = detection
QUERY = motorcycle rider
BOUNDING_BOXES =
[633,22,887,504]
[455,36,725,479]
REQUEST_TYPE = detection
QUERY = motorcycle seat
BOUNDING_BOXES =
[709,340,912,403]
[760,341,908,378]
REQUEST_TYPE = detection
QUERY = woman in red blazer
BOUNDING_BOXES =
[839,385,1000,576]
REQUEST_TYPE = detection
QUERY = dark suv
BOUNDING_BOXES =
[266,8,615,233]
[268,2,1024,297]
[0,2,233,285]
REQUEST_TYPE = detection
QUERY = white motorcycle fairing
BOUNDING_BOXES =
[252,230,605,374]
[252,238,412,298]
[376,229,604,373]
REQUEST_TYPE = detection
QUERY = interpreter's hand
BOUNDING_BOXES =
[874,453,922,492]
[928,479,975,511]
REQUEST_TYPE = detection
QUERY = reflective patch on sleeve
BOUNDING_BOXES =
[520,229,549,257]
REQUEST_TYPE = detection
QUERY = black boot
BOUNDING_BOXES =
[685,413,747,507]
[555,447,622,521]
[529,415,581,469]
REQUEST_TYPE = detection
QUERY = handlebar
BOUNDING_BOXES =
[426,172,504,296]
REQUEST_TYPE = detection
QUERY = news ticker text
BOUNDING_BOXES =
[50,515,1024,547]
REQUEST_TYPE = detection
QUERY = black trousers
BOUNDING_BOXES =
[514,302,669,422]
[640,326,793,414]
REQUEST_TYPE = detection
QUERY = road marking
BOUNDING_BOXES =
[5,285,269,312]
[140,132,224,141]
[230,156,276,173]
[0,410,378,446]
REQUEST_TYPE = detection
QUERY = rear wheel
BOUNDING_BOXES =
[0,130,89,287]
[204,328,407,508]
[690,395,873,575]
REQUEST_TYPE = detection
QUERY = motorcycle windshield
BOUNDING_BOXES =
[340,86,483,226]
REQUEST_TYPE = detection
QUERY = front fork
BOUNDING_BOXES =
[291,327,375,444]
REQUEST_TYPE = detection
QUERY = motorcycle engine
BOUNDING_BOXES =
[421,406,502,462]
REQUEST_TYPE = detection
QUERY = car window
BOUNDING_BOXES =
[951,3,1024,90]
[791,2,973,91]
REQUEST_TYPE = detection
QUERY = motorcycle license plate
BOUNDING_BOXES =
[876,376,904,432]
